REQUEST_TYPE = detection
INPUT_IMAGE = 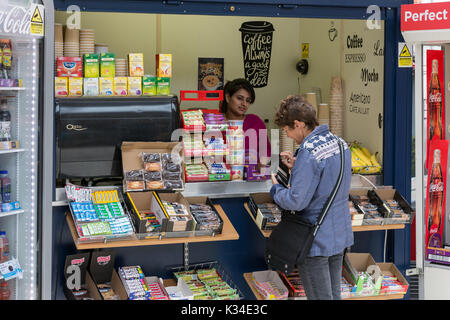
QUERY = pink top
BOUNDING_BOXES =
[243,113,271,165]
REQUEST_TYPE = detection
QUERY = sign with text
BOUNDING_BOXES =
[401,2,450,31]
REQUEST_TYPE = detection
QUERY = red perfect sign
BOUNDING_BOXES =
[401,2,450,31]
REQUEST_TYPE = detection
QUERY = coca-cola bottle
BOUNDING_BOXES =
[428,149,444,235]
[429,59,444,141]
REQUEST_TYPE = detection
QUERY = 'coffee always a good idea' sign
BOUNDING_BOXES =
[239,21,274,88]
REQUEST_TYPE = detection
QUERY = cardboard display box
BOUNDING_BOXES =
[164,277,194,300]
[63,252,101,300]
[348,189,368,226]
[369,188,415,224]
[89,250,128,300]
[248,192,282,231]
[121,141,185,193]
[154,191,195,232]
[349,188,386,226]
[252,270,288,300]
[126,191,194,233]
[184,196,224,234]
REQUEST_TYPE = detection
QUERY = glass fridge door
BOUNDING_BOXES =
[0,2,44,300]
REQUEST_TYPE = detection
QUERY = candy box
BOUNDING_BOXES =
[248,192,282,231]
[83,54,100,78]
[100,52,116,77]
[252,270,288,300]
[164,278,194,300]
[128,53,144,77]
[68,77,83,96]
[156,53,172,77]
[55,76,68,97]
[155,191,195,232]
[125,191,165,234]
[128,76,142,96]
[184,196,223,234]
[63,252,101,300]
[89,250,128,300]
[114,77,128,96]
[99,77,114,96]
[142,75,157,96]
[156,77,170,95]
[83,77,99,96]
[57,57,82,77]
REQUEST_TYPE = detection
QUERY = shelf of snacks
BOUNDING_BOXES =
[66,201,239,250]
[242,271,289,300]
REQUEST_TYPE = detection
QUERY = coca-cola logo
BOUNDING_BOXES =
[430,182,444,192]
[0,6,31,35]
[429,93,442,103]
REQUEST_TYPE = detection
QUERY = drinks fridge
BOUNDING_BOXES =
[0,0,53,299]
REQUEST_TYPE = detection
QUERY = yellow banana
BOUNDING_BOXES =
[360,146,372,159]
[370,153,381,168]
[352,148,372,166]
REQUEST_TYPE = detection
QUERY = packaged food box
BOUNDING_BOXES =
[142,75,156,96]
[68,77,83,96]
[184,196,223,234]
[128,53,144,77]
[57,57,82,77]
[114,77,128,96]
[156,77,170,95]
[156,53,172,78]
[368,189,414,224]
[100,53,116,77]
[83,77,99,96]
[83,54,100,78]
[99,77,114,96]
[55,76,68,97]
[248,192,282,230]
[128,77,142,96]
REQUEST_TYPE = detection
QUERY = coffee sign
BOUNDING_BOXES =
[239,21,275,88]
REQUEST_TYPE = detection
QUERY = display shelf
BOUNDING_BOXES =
[0,209,24,218]
[66,204,239,250]
[243,202,405,238]
[0,148,25,154]
[243,272,404,300]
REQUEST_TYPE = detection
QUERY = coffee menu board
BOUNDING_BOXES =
[341,20,385,162]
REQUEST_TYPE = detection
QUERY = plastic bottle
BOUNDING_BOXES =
[0,100,11,142]
[0,281,10,300]
[0,171,11,203]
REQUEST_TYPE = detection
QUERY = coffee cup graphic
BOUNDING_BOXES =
[202,74,222,90]
[239,21,275,88]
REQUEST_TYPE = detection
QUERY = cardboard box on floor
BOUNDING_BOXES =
[64,252,102,300]
[121,141,185,192]
[343,252,409,293]
[184,196,223,234]
[89,250,128,300]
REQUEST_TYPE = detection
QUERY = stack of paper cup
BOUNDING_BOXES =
[329,76,344,137]
[305,92,318,114]
[64,27,79,57]
[116,58,128,76]
[95,43,109,54]
[318,103,330,126]
[279,129,294,154]
[80,29,95,55]
[54,23,64,73]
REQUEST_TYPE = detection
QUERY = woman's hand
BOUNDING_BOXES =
[271,173,279,185]
[280,151,296,170]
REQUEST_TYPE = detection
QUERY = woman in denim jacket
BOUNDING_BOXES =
[270,95,354,300]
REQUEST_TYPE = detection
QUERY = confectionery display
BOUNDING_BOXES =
[189,203,222,233]
[278,270,306,298]
[65,185,134,239]
[118,265,170,300]
[383,199,410,223]
[161,201,192,232]
[174,268,240,300]
[124,152,183,191]
[256,203,282,230]
[350,194,384,225]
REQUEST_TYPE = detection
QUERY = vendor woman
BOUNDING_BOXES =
[220,78,271,165]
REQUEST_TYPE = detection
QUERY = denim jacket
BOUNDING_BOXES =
[270,124,354,257]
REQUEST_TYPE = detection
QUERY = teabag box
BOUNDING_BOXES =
[68,77,83,96]
[83,54,100,78]
[128,77,142,96]
[156,54,172,78]
[114,77,128,96]
[84,77,99,96]
[142,75,156,96]
[128,53,144,77]
[100,53,116,77]
[100,77,114,96]
[55,77,68,97]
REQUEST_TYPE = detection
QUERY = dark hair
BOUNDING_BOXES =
[274,95,319,130]
[220,78,255,113]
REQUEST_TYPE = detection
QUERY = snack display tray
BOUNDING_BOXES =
[67,186,136,243]
[243,202,405,238]
[66,204,239,250]
[168,260,244,300]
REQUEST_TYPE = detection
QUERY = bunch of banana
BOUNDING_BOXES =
[350,141,382,174]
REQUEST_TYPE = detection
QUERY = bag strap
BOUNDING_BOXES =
[312,136,345,237]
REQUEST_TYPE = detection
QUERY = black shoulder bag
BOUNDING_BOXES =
[265,137,345,275]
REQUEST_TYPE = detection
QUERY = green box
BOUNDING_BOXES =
[100,53,116,77]
[142,75,157,96]
[156,77,170,95]
[83,54,99,78]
